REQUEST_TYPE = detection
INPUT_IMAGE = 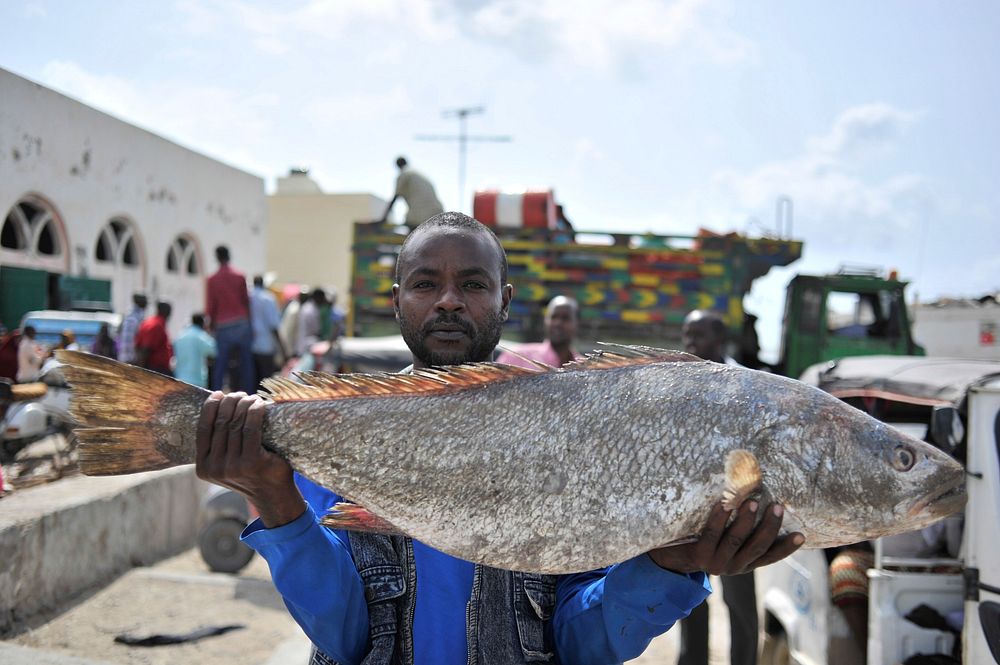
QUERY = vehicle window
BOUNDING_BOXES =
[827,291,885,338]
[799,288,822,334]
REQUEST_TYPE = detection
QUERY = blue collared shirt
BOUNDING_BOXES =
[244,475,711,664]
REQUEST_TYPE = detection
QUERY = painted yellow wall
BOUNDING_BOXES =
[266,183,386,309]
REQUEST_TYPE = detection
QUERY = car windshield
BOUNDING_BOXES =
[22,316,115,348]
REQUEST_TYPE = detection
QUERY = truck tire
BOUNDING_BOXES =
[198,517,254,574]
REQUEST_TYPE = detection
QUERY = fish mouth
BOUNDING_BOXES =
[906,476,967,520]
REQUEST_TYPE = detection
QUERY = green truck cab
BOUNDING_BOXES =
[779,269,925,379]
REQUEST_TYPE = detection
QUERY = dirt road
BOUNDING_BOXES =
[4,547,732,664]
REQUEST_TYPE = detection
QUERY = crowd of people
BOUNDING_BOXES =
[5,244,346,391]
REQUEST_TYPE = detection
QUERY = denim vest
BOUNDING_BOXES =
[309,531,557,665]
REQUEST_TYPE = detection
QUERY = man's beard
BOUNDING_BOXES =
[399,309,505,367]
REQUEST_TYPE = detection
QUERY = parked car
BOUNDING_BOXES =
[757,355,1000,665]
[19,310,122,350]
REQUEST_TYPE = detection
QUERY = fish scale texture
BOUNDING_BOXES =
[258,361,964,574]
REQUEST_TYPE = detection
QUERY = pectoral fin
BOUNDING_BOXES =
[321,502,404,536]
[722,449,762,512]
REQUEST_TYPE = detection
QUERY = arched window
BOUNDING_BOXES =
[1,195,68,272]
[166,235,201,276]
[2,199,62,255]
[94,217,141,267]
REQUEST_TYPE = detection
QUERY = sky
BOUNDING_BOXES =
[2,0,999,360]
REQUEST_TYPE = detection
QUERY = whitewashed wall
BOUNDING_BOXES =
[0,67,266,339]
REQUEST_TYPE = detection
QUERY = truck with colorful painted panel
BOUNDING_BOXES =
[348,192,803,349]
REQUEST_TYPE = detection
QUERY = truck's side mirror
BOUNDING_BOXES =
[930,405,964,452]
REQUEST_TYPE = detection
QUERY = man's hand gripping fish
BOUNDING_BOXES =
[56,345,965,575]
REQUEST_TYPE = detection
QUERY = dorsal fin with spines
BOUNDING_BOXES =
[259,362,551,403]
[562,344,703,371]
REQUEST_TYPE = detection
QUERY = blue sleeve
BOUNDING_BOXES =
[267,300,282,329]
[552,555,712,664]
[201,332,217,356]
[242,476,369,664]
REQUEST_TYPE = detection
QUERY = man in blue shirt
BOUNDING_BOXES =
[173,313,216,387]
[250,275,286,386]
[195,213,804,664]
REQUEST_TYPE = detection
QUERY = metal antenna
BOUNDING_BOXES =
[416,106,511,212]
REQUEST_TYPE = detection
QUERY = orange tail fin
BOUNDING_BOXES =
[56,350,209,476]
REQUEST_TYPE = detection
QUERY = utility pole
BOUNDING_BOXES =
[416,106,511,212]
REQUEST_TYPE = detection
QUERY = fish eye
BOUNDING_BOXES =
[892,445,916,471]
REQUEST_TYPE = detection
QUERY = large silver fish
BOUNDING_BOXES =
[57,345,965,574]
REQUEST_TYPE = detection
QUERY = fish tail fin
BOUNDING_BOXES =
[320,502,405,536]
[56,350,210,476]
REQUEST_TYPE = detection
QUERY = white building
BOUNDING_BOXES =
[912,297,1000,360]
[0,67,266,339]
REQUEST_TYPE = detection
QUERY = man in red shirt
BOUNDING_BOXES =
[206,245,254,392]
[135,301,173,376]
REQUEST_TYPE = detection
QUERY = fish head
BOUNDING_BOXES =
[770,390,966,548]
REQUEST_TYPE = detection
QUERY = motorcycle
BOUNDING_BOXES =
[0,359,77,466]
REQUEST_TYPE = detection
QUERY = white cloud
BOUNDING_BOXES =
[173,0,451,55]
[170,0,753,73]
[711,102,928,248]
[462,0,755,71]
[806,103,921,162]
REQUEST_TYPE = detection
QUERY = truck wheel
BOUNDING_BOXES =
[760,631,790,665]
[198,518,254,573]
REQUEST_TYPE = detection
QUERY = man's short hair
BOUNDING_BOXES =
[156,301,172,318]
[215,245,230,264]
[684,309,727,338]
[546,295,579,318]
[253,275,264,288]
[396,156,408,169]
[192,313,206,328]
[133,293,148,307]
[23,325,36,337]
[395,212,508,285]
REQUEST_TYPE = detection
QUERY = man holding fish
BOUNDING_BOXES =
[195,213,804,664]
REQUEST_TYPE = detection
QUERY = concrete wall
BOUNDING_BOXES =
[0,67,267,339]
[266,171,386,309]
[0,468,204,635]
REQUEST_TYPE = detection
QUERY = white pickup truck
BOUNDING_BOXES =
[756,356,1000,665]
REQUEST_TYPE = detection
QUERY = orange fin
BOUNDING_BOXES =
[320,502,404,536]
[563,343,702,371]
[722,449,763,511]
[55,350,208,476]
[261,363,548,403]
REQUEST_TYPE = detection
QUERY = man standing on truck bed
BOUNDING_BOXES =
[378,156,444,225]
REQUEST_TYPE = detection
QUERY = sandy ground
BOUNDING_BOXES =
[5,550,310,665]
[4,543,733,665]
